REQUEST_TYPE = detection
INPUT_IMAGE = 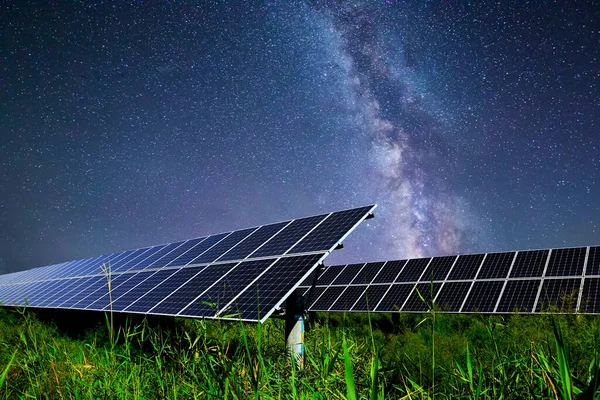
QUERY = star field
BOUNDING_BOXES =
[1,2,599,273]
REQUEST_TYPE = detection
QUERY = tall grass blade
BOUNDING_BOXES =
[343,334,356,400]
[553,318,574,400]
[0,349,16,388]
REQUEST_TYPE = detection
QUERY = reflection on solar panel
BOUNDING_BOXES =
[0,205,376,323]
[299,246,599,314]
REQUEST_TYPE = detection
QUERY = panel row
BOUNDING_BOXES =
[296,246,600,314]
[0,254,325,322]
[0,205,375,285]
[299,277,600,314]
[299,246,600,289]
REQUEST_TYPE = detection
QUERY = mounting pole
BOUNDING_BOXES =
[285,291,305,369]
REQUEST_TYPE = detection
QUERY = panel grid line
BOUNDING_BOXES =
[576,246,591,313]
[493,251,518,313]
[458,253,487,313]
[532,249,554,313]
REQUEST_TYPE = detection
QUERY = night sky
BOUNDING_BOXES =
[1,2,599,274]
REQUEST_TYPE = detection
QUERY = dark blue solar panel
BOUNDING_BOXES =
[372,260,406,284]
[351,262,384,285]
[351,284,390,312]
[47,277,95,307]
[125,242,185,271]
[509,250,549,278]
[402,283,442,312]
[462,281,504,312]
[190,228,257,265]
[222,254,323,320]
[376,284,413,312]
[128,263,235,315]
[124,267,206,313]
[110,247,154,273]
[447,254,485,280]
[477,252,515,279]
[75,273,131,309]
[545,247,587,277]
[35,278,79,306]
[61,276,106,308]
[250,215,327,258]
[581,277,600,313]
[329,286,366,311]
[419,256,456,282]
[586,247,600,276]
[166,234,228,267]
[331,264,365,285]
[24,281,61,306]
[395,258,430,282]
[535,278,580,312]
[434,282,472,312]
[77,253,121,276]
[310,286,345,311]
[175,260,273,317]
[160,238,207,267]
[218,222,289,261]
[289,206,374,253]
[311,266,342,286]
[108,269,178,311]
[496,280,541,313]
[88,272,154,311]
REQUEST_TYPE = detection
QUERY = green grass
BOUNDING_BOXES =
[1,308,600,399]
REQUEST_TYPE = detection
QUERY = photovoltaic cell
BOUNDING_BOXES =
[402,283,442,312]
[310,266,342,286]
[111,247,154,273]
[477,252,515,279]
[250,215,327,258]
[395,258,430,282]
[289,206,374,253]
[332,264,365,285]
[434,282,472,312]
[535,278,580,312]
[105,270,164,311]
[352,284,390,312]
[310,287,346,311]
[375,284,413,312]
[586,247,600,276]
[329,286,366,311]
[351,262,384,285]
[581,278,600,314]
[447,254,485,280]
[109,269,179,311]
[545,247,587,277]
[151,262,246,315]
[224,254,324,320]
[509,250,549,278]
[297,266,326,287]
[496,280,541,313]
[124,267,207,313]
[217,222,289,261]
[419,256,456,282]
[461,281,504,313]
[167,233,227,267]
[372,260,406,284]
[303,286,327,309]
[191,228,257,265]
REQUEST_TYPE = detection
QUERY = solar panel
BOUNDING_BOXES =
[301,245,600,315]
[0,205,376,323]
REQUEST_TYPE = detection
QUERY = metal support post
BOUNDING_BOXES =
[285,291,305,369]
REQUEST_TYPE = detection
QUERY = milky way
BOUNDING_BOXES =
[1,2,598,273]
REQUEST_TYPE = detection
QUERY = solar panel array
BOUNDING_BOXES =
[298,246,600,314]
[0,205,376,323]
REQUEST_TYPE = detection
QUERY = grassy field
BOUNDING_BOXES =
[1,307,600,399]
